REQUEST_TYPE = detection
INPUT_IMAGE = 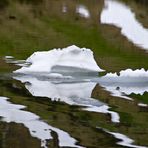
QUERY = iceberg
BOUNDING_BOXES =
[14,45,104,76]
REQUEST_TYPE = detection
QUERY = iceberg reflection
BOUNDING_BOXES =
[13,75,120,123]
[95,69,148,100]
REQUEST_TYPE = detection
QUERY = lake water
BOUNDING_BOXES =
[0,0,148,148]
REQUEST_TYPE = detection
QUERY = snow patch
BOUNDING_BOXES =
[101,0,148,50]
[97,127,147,148]
[0,96,84,148]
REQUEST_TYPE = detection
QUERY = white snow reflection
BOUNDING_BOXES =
[0,96,84,148]
[94,69,148,100]
[101,0,148,50]
[13,75,120,123]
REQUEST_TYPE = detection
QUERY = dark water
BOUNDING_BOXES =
[0,0,148,148]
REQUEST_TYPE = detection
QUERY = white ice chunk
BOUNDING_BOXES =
[14,45,103,74]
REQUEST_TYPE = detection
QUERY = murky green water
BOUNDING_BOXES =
[0,0,148,148]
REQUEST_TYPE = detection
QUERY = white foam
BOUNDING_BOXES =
[0,96,83,148]
[14,45,103,74]
[101,0,148,50]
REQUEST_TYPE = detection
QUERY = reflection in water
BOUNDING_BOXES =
[95,69,148,100]
[100,83,148,100]
[5,56,31,67]
[98,127,146,148]
[0,96,83,148]
[101,0,148,50]
[13,75,120,123]
[76,5,90,18]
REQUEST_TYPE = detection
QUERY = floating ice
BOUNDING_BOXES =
[76,5,90,18]
[101,0,148,50]
[5,56,31,67]
[13,75,120,123]
[5,56,14,59]
[105,69,148,78]
[0,96,83,148]
[95,69,148,100]
[14,45,103,76]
